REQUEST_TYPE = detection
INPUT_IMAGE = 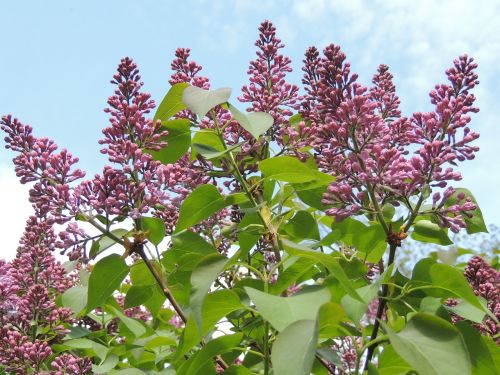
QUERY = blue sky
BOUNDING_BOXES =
[1,0,499,256]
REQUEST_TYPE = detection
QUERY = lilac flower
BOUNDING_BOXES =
[51,354,92,375]
[1,115,85,223]
[239,20,299,143]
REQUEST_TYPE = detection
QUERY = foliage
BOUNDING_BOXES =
[0,20,498,375]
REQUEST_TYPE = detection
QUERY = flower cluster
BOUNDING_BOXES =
[464,256,500,343]
[0,215,88,373]
[239,20,299,143]
[300,44,479,230]
[1,116,85,223]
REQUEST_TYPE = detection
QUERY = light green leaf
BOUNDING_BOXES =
[202,290,243,333]
[259,156,317,183]
[175,184,228,233]
[154,82,189,121]
[245,286,330,332]
[86,254,129,312]
[182,85,232,118]
[411,219,453,245]
[92,354,119,374]
[229,104,274,139]
[148,118,191,164]
[377,345,412,375]
[91,228,129,259]
[141,216,166,246]
[385,313,471,375]
[62,285,87,315]
[108,305,146,338]
[190,253,228,330]
[282,239,364,302]
[271,319,318,375]
[318,302,346,338]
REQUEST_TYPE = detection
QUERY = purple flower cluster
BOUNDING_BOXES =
[0,216,88,373]
[464,256,500,343]
[1,115,85,223]
[51,354,92,375]
[298,44,479,230]
[239,20,299,143]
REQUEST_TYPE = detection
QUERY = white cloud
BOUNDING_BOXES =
[0,164,32,260]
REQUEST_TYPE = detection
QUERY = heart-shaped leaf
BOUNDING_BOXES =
[182,86,232,118]
[229,104,274,139]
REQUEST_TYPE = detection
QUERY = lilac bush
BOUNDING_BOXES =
[1,20,498,375]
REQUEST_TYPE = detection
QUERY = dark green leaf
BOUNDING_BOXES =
[175,184,228,233]
[124,285,154,309]
[86,254,129,312]
[456,321,497,375]
[141,216,166,246]
[411,219,453,245]
[148,119,191,164]
[284,210,320,240]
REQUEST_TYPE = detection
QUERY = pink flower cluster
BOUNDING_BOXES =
[1,115,85,223]
[0,216,92,373]
[298,44,480,230]
[239,20,299,143]
[464,256,500,343]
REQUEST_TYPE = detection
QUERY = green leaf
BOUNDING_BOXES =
[129,261,166,316]
[140,216,166,246]
[411,219,453,245]
[259,156,317,183]
[124,285,154,309]
[191,130,225,159]
[202,290,243,333]
[377,345,412,375]
[430,263,486,312]
[61,285,87,315]
[86,254,129,312]
[282,239,364,302]
[445,188,488,234]
[456,321,497,375]
[91,228,129,258]
[245,286,330,332]
[284,210,320,240]
[178,333,243,375]
[384,312,471,375]
[148,119,191,164]
[108,305,146,338]
[229,104,274,139]
[182,85,232,118]
[318,302,346,338]
[353,223,387,263]
[175,184,228,233]
[154,82,189,121]
[190,253,228,330]
[271,319,318,375]
[92,354,119,374]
